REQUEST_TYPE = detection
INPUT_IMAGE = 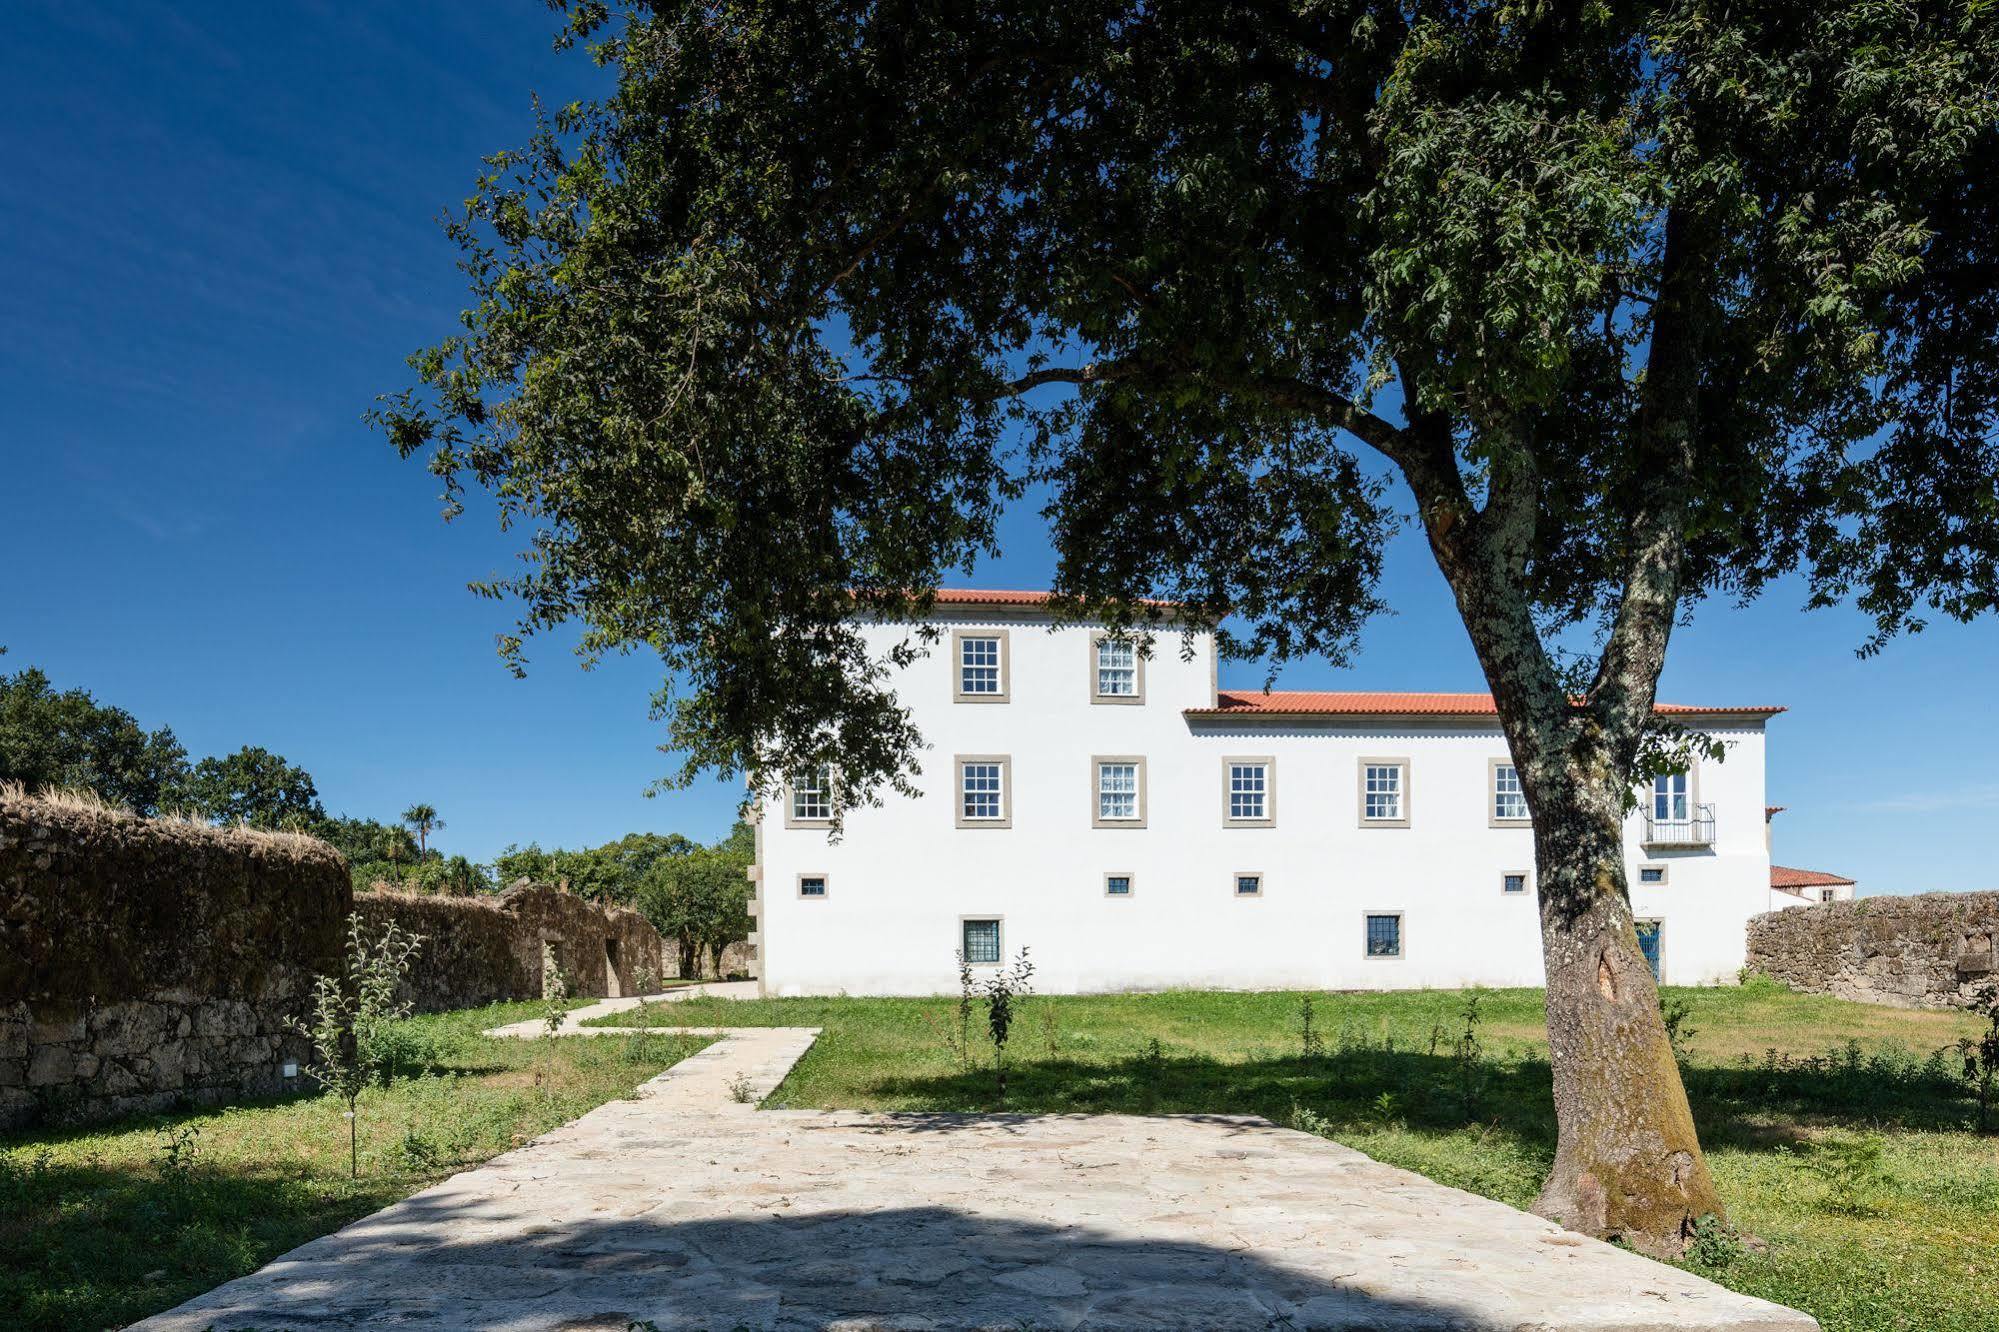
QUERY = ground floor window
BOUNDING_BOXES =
[1636,919,1663,981]
[797,874,828,898]
[1365,913,1403,957]
[1501,872,1528,895]
[1104,873,1133,897]
[962,917,1002,964]
[1235,872,1263,896]
[1638,865,1667,885]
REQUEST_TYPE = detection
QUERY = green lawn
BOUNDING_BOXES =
[0,1002,711,1332]
[597,982,1998,1332]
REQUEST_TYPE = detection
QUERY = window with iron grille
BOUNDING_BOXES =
[1105,873,1132,897]
[1502,872,1528,895]
[1365,913,1402,957]
[962,918,1001,964]
[1235,873,1263,897]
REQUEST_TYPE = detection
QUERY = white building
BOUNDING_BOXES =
[751,591,1780,996]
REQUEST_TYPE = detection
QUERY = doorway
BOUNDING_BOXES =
[1635,919,1663,983]
[604,938,623,998]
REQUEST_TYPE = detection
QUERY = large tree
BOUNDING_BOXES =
[376,1,1999,1253]
[187,745,324,829]
[0,655,191,816]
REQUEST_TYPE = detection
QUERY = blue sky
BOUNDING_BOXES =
[4,2,1994,891]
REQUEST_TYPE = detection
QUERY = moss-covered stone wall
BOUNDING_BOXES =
[355,882,672,1013]
[0,791,351,1128]
[1747,892,1999,1009]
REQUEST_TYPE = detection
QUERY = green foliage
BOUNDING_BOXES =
[376,1,1999,821]
[1686,1212,1746,1270]
[1797,1136,1892,1217]
[1960,980,1999,1133]
[400,803,444,857]
[186,745,324,829]
[0,656,189,815]
[632,824,751,978]
[295,914,425,1178]
[980,947,1035,1102]
[496,830,696,904]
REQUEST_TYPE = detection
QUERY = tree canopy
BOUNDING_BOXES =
[0,655,189,816]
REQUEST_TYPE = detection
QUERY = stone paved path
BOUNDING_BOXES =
[133,992,1817,1332]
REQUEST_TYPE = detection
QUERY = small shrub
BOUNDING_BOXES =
[1299,994,1326,1060]
[1961,980,1999,1133]
[1686,1212,1744,1268]
[982,947,1035,1101]
[1039,1006,1061,1059]
[1661,996,1699,1065]
[395,1126,443,1172]
[151,1123,200,1183]
[1139,1037,1167,1112]
[727,1072,757,1104]
[1450,989,1489,1121]
[541,942,571,1037]
[295,912,425,1178]
[1799,1135,1892,1216]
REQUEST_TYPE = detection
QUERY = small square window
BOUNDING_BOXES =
[962,917,1001,965]
[1365,913,1402,958]
[1638,865,1667,885]
[1104,873,1133,897]
[798,874,828,898]
[1502,872,1528,895]
[1235,873,1263,897]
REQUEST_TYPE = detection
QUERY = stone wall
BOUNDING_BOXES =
[1746,891,1999,1009]
[355,882,673,1013]
[0,790,352,1129]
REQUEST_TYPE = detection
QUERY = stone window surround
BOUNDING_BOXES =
[1489,758,1531,828]
[1104,870,1135,898]
[1502,870,1531,896]
[1234,871,1264,898]
[783,767,836,830]
[1223,755,1276,828]
[1364,910,1405,959]
[796,872,829,900]
[960,914,1005,966]
[1088,631,1147,705]
[1638,864,1669,886]
[1091,755,1148,829]
[1357,757,1411,829]
[951,628,1011,704]
[954,754,1013,829]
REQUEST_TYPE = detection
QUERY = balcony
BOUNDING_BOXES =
[1643,803,1716,848]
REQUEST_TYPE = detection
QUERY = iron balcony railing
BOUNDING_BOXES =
[1643,802,1716,847]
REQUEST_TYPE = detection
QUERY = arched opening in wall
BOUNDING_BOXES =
[604,937,623,998]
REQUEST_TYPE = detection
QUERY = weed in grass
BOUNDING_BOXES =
[1449,990,1489,1122]
[1797,1135,1892,1217]
[1686,1212,1745,1269]
[1662,996,1699,1066]
[152,1123,200,1181]
[727,1072,758,1104]
[1039,1006,1061,1060]
[395,1126,443,1172]
[1139,1037,1166,1113]
[1299,994,1325,1061]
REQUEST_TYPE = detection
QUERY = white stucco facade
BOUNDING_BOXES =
[753,598,1776,997]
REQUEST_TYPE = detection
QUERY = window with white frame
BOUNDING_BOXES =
[1360,759,1407,825]
[957,757,1009,826]
[1492,762,1529,823]
[1365,913,1403,957]
[1104,872,1133,897]
[1095,759,1142,824]
[1093,635,1140,700]
[1653,771,1690,821]
[789,766,833,825]
[797,874,828,898]
[1502,872,1528,895]
[1226,759,1272,825]
[955,631,1006,700]
[1638,865,1667,885]
[962,917,1002,964]
[1235,872,1263,897]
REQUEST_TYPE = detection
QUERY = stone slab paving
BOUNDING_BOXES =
[133,996,1817,1332]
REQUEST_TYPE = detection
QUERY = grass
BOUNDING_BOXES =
[0,1001,711,1332]
[596,981,1998,1332]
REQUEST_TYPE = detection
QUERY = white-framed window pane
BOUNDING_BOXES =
[961,763,1004,820]
[959,636,1002,695]
[1366,914,1402,957]
[1096,639,1137,696]
[1493,763,1528,821]
[1364,764,1403,820]
[1502,873,1527,894]
[962,918,1001,964]
[1097,762,1139,820]
[799,875,827,898]
[1106,875,1132,896]
[1653,772,1688,821]
[792,766,832,821]
[1236,874,1262,896]
[1229,763,1267,820]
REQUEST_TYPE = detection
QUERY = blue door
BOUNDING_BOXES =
[1635,920,1663,982]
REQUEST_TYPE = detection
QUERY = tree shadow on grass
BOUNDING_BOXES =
[858,1041,1982,1155]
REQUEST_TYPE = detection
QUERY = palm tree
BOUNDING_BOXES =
[402,803,443,859]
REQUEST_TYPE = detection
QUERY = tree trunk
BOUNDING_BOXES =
[1528,772,1723,1257]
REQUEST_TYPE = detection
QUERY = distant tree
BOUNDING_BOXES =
[635,834,752,979]
[187,745,324,829]
[493,832,697,904]
[407,853,488,896]
[401,803,444,858]
[378,0,1999,1256]
[0,655,190,815]
[492,841,554,888]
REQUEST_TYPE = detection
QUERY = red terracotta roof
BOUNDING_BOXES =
[927,588,1181,608]
[1185,691,1785,718]
[1766,805,1787,818]
[1771,865,1856,890]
